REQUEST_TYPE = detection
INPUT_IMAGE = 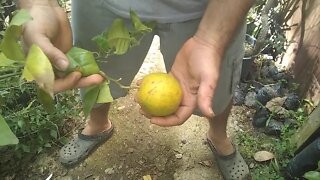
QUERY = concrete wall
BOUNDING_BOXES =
[282,0,320,107]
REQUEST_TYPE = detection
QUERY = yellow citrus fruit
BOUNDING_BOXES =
[137,73,183,117]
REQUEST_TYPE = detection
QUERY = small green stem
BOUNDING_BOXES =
[98,71,131,90]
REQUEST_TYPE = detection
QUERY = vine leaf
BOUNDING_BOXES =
[82,81,114,118]
[22,45,55,111]
[37,88,54,113]
[10,9,33,26]
[0,53,16,67]
[130,10,152,33]
[92,11,154,56]
[304,171,320,180]
[83,85,100,118]
[0,25,25,60]
[66,47,100,77]
[96,81,113,103]
[0,9,32,61]
[0,114,19,146]
[92,31,109,52]
[107,19,132,55]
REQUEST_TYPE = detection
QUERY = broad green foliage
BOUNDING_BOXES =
[304,161,320,180]
[82,82,114,118]
[66,47,100,76]
[0,9,32,60]
[0,3,81,167]
[1,9,34,146]
[304,172,320,180]
[22,45,55,113]
[37,88,54,113]
[0,114,18,146]
[1,25,25,60]
[130,10,152,34]
[0,53,16,66]
[22,45,55,97]
[9,9,32,26]
[66,47,113,118]
[96,81,113,104]
[107,18,132,55]
[82,84,100,118]
[92,10,153,56]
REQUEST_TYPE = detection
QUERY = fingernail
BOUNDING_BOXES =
[55,59,69,71]
[209,108,214,117]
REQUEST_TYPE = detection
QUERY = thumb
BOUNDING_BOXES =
[54,71,82,93]
[197,76,216,118]
[31,36,70,71]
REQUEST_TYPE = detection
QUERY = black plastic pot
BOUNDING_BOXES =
[285,137,320,178]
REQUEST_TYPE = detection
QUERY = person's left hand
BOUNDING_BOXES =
[138,36,224,126]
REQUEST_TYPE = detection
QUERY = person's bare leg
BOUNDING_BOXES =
[81,103,112,135]
[207,101,234,156]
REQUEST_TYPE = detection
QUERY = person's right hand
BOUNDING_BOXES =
[21,2,104,93]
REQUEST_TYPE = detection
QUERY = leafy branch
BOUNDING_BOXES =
[0,9,153,146]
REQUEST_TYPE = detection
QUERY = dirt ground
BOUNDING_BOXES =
[21,36,252,180]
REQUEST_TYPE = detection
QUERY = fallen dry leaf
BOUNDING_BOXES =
[254,150,274,162]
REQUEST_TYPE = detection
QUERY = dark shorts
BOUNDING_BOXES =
[72,0,246,115]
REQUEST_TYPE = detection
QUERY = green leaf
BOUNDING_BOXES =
[50,129,57,139]
[37,88,54,113]
[304,171,320,180]
[66,47,100,76]
[83,85,100,118]
[82,81,113,116]
[107,19,132,55]
[9,9,33,26]
[92,32,110,51]
[96,81,113,103]
[0,10,32,61]
[65,51,80,73]
[130,10,152,33]
[0,53,17,67]
[44,143,51,148]
[59,137,69,145]
[17,120,25,129]
[22,45,54,98]
[0,26,25,60]
[0,114,19,146]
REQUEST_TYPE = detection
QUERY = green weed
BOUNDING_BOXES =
[237,106,309,179]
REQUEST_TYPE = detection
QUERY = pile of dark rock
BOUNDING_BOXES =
[234,56,301,136]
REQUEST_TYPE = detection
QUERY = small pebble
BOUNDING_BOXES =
[181,139,187,144]
[117,106,125,110]
[175,154,183,159]
[249,163,255,169]
[128,148,134,153]
[104,168,114,175]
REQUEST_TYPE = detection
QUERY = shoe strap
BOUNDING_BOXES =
[207,138,237,160]
[78,123,114,141]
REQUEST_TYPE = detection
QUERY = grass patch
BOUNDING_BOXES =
[236,107,308,179]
